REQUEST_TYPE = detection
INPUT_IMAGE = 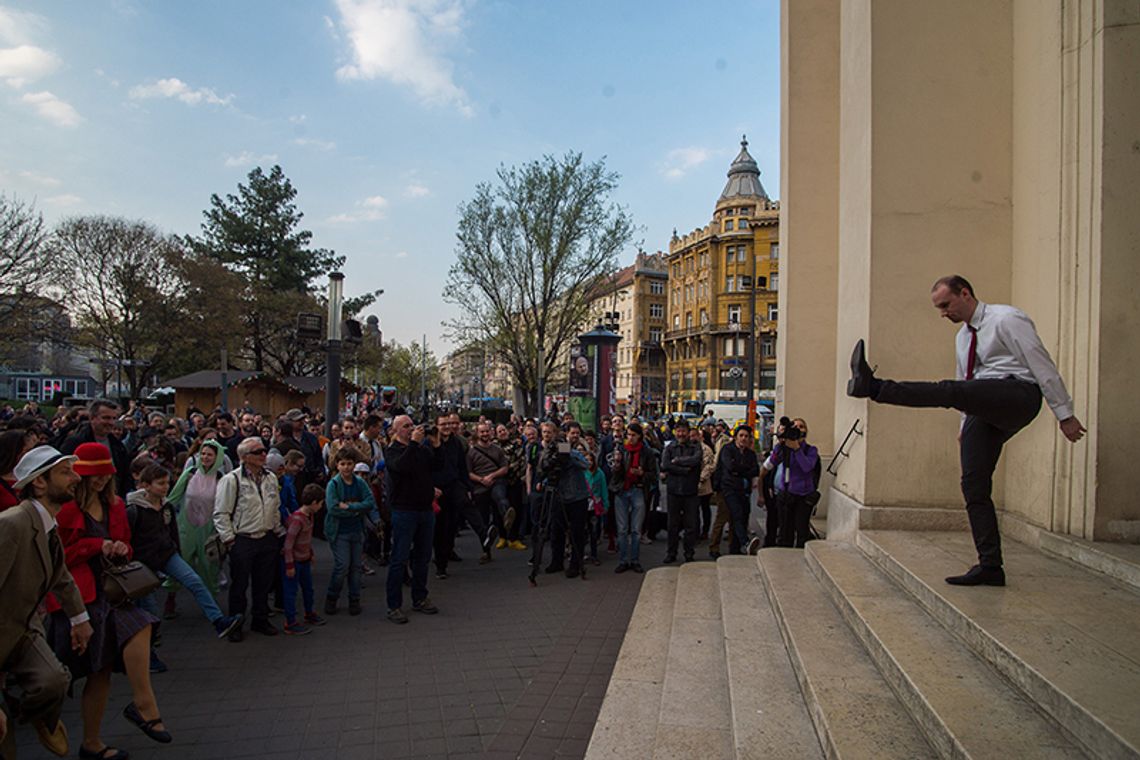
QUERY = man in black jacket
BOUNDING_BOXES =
[60,399,132,496]
[660,420,703,563]
[385,415,442,623]
[715,425,760,554]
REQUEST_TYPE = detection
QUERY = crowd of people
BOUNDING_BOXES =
[0,396,819,759]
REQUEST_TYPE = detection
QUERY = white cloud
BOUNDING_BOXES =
[327,194,389,223]
[289,114,307,124]
[0,7,48,46]
[129,77,233,106]
[44,193,82,207]
[333,0,472,116]
[394,250,408,258]
[404,183,430,198]
[0,44,60,87]
[223,151,278,168]
[21,90,80,127]
[293,137,336,151]
[18,169,60,186]
[661,146,712,180]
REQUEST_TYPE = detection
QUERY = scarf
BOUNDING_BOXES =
[623,441,643,491]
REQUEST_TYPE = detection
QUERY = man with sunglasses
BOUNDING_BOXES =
[213,437,284,641]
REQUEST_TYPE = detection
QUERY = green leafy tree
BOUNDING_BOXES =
[350,339,441,406]
[445,152,634,416]
[187,165,378,375]
[0,195,54,360]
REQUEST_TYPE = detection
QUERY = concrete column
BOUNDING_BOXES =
[777,0,840,460]
[831,0,1014,529]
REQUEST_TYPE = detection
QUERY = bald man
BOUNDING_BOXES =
[383,416,442,624]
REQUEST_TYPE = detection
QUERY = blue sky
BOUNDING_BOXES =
[0,0,779,355]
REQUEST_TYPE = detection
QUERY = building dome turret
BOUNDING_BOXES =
[718,135,768,205]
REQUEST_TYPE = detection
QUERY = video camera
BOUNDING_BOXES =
[776,416,803,442]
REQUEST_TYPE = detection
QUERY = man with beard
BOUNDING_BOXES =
[0,446,94,757]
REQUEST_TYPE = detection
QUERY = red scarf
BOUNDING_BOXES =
[623,441,643,490]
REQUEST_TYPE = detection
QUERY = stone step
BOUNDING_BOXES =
[1037,531,1140,593]
[717,556,823,760]
[653,562,734,759]
[586,567,679,759]
[858,530,1140,760]
[806,541,1087,759]
[758,547,938,759]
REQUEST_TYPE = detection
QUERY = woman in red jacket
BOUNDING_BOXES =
[46,443,171,758]
[0,428,35,511]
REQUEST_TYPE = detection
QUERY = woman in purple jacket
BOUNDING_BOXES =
[762,417,819,548]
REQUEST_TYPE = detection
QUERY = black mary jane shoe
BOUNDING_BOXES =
[79,745,130,760]
[123,702,173,744]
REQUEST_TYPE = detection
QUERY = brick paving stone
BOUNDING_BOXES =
[12,522,701,758]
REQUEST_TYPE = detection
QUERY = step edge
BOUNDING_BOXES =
[856,531,1136,760]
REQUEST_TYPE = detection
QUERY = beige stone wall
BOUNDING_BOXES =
[784,0,1140,542]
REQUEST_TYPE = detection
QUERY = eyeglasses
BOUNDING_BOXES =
[248,448,267,455]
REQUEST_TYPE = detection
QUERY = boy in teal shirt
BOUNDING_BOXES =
[324,449,375,616]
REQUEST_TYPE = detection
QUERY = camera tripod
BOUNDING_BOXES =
[528,485,587,586]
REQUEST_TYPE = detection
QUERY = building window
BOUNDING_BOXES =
[699,252,708,267]
[673,264,681,276]
[697,370,708,390]
[739,207,752,216]
[650,280,664,295]
[670,372,680,389]
[725,246,735,266]
[683,371,694,389]
[699,309,708,325]
[728,305,742,325]
[685,313,693,328]
[739,275,752,290]
[697,340,707,357]
[14,377,36,400]
[770,243,780,260]
[768,303,779,321]
[761,337,775,357]
[673,314,680,328]
[756,276,767,289]
[683,343,690,359]
[738,246,748,262]
[738,219,748,230]
[723,338,735,357]
[725,276,735,293]
[650,303,664,318]
[760,369,777,390]
[649,327,662,343]
[724,219,734,231]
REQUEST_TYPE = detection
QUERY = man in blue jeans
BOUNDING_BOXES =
[383,415,442,624]
[608,423,658,574]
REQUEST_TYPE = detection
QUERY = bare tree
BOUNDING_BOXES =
[51,216,191,398]
[445,153,634,415]
[0,195,54,357]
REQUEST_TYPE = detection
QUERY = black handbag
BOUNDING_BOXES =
[102,558,161,607]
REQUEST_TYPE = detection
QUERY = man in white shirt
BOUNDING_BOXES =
[847,275,1086,587]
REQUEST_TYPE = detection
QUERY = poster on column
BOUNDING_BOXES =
[567,344,596,424]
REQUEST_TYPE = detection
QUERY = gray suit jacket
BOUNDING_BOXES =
[0,500,85,667]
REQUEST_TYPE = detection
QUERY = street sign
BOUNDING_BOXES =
[297,312,323,341]
[722,358,745,367]
[728,367,745,378]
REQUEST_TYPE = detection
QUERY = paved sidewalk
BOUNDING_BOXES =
[14,525,694,760]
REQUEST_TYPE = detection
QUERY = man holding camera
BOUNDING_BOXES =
[761,417,820,548]
[609,422,659,573]
[661,420,703,563]
[384,415,441,623]
[534,422,590,578]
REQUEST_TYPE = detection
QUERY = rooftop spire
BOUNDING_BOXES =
[719,133,768,203]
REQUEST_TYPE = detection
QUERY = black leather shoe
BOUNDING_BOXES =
[663,555,677,564]
[847,339,876,398]
[123,702,172,744]
[250,620,279,636]
[945,565,1006,587]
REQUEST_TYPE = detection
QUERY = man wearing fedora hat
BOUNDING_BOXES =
[0,446,95,757]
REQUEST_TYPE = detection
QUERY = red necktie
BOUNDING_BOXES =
[965,326,978,380]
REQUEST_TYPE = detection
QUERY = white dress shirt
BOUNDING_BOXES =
[31,499,91,627]
[955,301,1075,421]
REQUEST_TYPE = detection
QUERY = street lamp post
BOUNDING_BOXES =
[325,272,344,436]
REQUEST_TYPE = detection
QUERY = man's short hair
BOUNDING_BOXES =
[137,462,170,485]
[236,437,264,457]
[88,399,118,416]
[216,412,235,424]
[284,449,305,466]
[932,274,975,297]
[565,421,582,433]
[626,422,643,437]
[301,483,325,506]
[363,414,382,430]
[674,419,690,430]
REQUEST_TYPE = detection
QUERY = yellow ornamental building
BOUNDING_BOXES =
[663,136,780,413]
